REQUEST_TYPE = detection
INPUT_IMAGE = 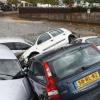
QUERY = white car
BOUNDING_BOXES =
[0,44,34,100]
[72,36,100,50]
[20,28,76,63]
[0,37,33,57]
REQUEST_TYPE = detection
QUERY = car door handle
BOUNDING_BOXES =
[51,40,53,41]
[63,34,65,35]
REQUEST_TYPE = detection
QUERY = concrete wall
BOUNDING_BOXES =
[19,7,100,24]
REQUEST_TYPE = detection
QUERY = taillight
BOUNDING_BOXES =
[43,62,60,100]
[91,43,100,51]
[91,43,97,48]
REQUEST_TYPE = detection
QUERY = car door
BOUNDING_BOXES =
[14,42,31,57]
[35,33,54,52]
[49,29,67,49]
[28,61,47,99]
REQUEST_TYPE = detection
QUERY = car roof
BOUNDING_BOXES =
[47,28,72,35]
[0,37,30,44]
[32,43,91,63]
[0,44,17,59]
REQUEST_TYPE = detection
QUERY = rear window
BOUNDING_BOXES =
[2,43,15,50]
[85,37,100,46]
[49,29,63,37]
[49,46,100,79]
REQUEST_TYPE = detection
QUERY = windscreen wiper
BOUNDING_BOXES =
[13,71,27,79]
[0,73,14,77]
[0,71,26,79]
[75,61,100,73]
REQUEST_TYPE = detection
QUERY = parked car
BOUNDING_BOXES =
[72,36,100,50]
[0,44,34,100]
[28,43,100,100]
[19,28,76,64]
[0,37,33,57]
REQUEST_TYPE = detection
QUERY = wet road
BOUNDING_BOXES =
[0,16,100,41]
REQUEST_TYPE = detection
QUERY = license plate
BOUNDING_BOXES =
[76,71,100,89]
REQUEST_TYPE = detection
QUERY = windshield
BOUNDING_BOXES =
[0,59,21,79]
[25,39,34,45]
[49,46,100,79]
[85,37,100,46]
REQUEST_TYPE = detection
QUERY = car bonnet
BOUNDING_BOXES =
[0,78,31,100]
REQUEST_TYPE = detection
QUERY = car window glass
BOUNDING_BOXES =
[30,62,46,83]
[14,42,31,50]
[37,33,51,45]
[85,38,100,46]
[49,29,63,37]
[49,46,100,79]
[85,38,96,43]
[0,59,21,80]
[2,43,15,50]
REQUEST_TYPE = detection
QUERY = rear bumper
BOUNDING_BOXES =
[75,87,100,100]
[60,85,100,100]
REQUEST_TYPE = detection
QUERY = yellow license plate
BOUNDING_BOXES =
[76,72,100,89]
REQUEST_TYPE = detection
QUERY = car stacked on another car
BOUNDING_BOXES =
[0,44,34,100]
[19,28,76,64]
[0,37,33,57]
[28,43,100,100]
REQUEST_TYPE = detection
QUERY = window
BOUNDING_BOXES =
[37,33,51,45]
[49,46,100,79]
[2,43,15,50]
[0,59,21,79]
[25,3,28,6]
[30,62,46,83]
[49,29,63,37]
[14,42,31,50]
[85,37,100,46]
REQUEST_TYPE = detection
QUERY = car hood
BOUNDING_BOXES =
[0,78,31,100]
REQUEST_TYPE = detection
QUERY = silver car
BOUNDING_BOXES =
[0,44,34,100]
[0,37,33,57]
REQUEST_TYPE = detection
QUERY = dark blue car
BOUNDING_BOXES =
[28,43,100,100]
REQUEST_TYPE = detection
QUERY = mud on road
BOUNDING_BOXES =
[0,16,100,42]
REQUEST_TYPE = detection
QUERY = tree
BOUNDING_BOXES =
[84,0,95,3]
[84,0,100,3]
[7,0,18,5]
[63,0,74,4]
[25,0,59,5]
[25,0,37,4]
[41,0,58,5]
[63,0,74,6]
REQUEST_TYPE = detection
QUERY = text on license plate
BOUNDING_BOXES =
[76,71,100,89]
